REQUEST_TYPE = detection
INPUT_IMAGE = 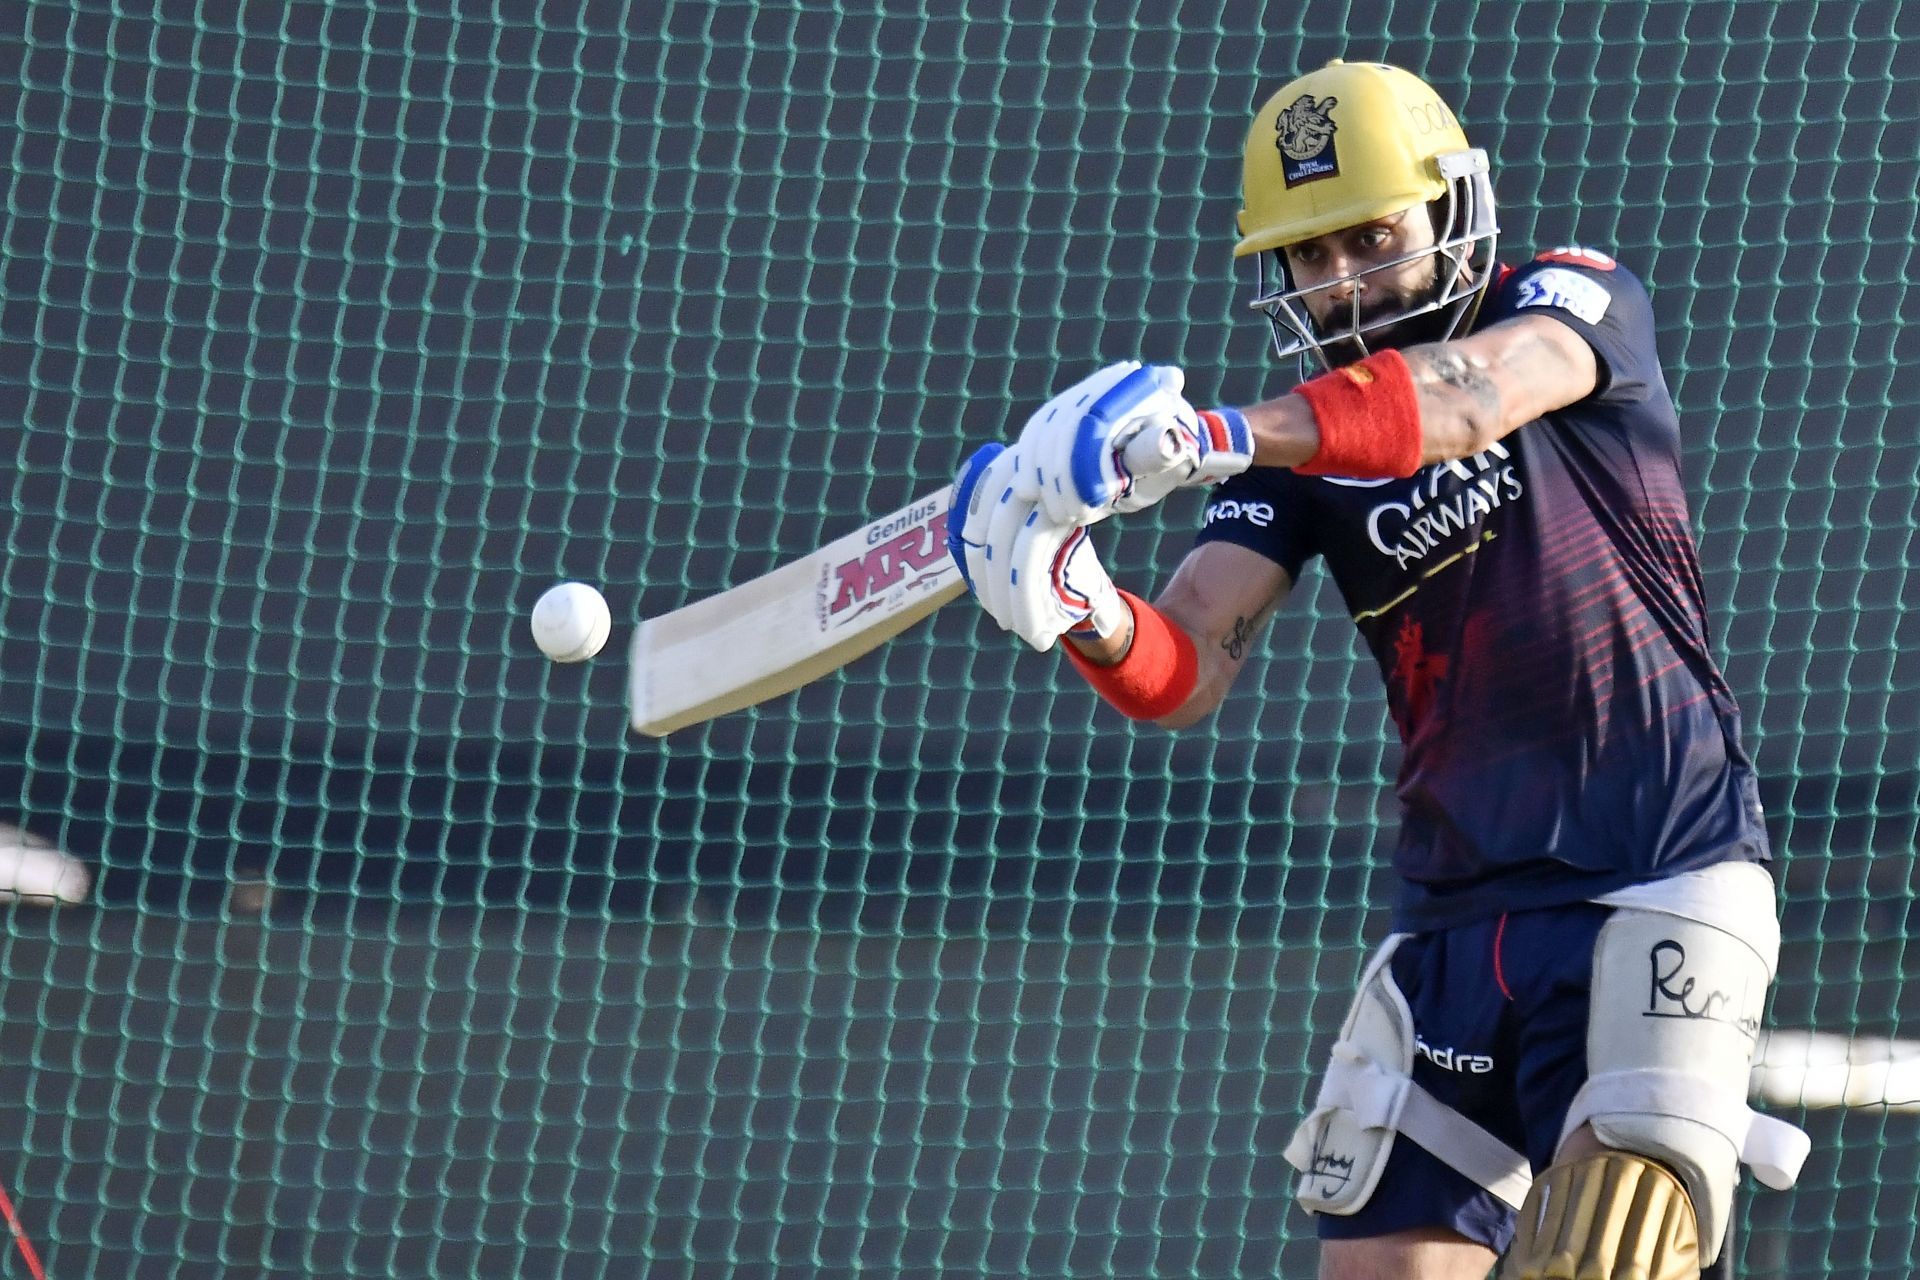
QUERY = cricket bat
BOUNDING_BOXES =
[627,430,1177,737]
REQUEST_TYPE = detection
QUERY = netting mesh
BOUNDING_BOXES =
[1,1,1916,1276]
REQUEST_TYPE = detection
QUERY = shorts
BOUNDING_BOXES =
[1315,901,1614,1254]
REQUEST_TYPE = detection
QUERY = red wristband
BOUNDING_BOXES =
[1291,348,1423,479]
[1064,590,1199,721]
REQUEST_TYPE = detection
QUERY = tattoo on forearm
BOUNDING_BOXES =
[1222,615,1253,662]
[1417,348,1502,423]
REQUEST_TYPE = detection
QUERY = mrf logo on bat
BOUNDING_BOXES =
[816,498,953,631]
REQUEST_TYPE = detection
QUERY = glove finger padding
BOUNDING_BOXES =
[1016,361,1143,511]
[1004,516,1075,651]
[1014,364,1179,525]
[956,444,1026,633]
[1007,518,1126,652]
[1043,364,1189,525]
[1006,514,1121,652]
[978,449,1039,632]
[1499,1150,1700,1280]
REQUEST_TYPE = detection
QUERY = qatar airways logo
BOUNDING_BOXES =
[1367,442,1524,570]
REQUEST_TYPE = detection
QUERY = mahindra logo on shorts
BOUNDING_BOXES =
[1204,499,1275,528]
[819,504,951,628]
[1414,1035,1494,1074]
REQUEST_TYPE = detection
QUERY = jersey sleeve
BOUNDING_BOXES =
[1482,247,1665,407]
[1191,465,1317,579]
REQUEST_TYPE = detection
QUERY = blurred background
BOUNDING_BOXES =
[0,0,1914,1276]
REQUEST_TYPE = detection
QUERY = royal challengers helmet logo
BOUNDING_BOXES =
[1275,93,1339,186]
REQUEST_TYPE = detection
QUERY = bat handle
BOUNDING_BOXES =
[1118,418,1184,471]
[1072,420,1192,530]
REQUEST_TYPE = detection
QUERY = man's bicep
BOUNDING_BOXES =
[1151,541,1293,726]
[1463,312,1601,424]
[1480,255,1665,412]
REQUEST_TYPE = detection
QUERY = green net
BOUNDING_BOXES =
[2,1,1916,1275]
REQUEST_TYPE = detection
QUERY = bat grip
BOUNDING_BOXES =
[1118,421,1182,472]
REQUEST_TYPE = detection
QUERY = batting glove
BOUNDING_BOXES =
[1005,518,1127,652]
[1014,362,1254,525]
[950,440,1128,650]
[948,440,1025,635]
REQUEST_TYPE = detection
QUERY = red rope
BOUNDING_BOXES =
[0,1180,47,1280]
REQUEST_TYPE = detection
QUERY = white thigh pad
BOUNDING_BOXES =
[1286,938,1532,1215]
[1564,870,1810,1264]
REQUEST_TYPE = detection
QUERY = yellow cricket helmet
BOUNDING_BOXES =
[1237,60,1500,368]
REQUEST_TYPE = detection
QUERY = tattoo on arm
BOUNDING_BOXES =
[1221,615,1254,662]
[1415,347,1503,423]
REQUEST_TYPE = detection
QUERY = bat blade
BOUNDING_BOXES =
[627,426,1178,737]
[629,485,964,737]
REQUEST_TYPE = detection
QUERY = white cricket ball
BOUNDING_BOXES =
[531,581,611,663]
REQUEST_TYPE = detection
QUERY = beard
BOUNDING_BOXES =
[1308,254,1453,367]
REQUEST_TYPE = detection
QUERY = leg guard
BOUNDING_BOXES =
[1563,866,1809,1264]
[1285,937,1533,1215]
[1499,1150,1700,1280]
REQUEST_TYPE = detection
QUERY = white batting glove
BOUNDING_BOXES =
[1013,362,1253,525]
[949,440,1029,635]
[1005,518,1127,652]
[1110,404,1258,516]
[950,442,1127,650]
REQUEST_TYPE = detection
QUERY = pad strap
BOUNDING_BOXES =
[1563,1069,1811,1191]
[1313,1048,1534,1210]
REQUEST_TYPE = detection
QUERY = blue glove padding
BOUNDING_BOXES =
[947,441,1003,599]
[950,440,1030,635]
[1063,364,1169,517]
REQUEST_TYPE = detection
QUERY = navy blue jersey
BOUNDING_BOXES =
[1199,247,1769,929]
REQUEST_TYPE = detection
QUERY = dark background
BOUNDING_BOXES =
[0,0,1915,1275]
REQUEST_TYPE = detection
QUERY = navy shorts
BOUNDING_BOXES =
[1315,901,1614,1253]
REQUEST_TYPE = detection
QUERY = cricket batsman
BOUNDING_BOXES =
[949,60,1809,1279]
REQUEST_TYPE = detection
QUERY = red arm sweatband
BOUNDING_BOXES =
[1063,590,1199,721]
[1291,348,1424,479]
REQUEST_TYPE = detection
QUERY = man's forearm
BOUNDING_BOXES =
[1064,606,1135,667]
[1233,320,1596,474]
[1234,343,1478,472]
[1239,394,1322,468]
